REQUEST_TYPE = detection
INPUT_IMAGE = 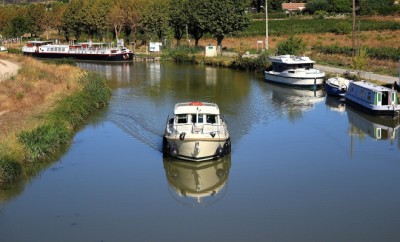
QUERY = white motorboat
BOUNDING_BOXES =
[345,81,400,118]
[163,102,231,161]
[264,55,325,87]
[325,76,351,97]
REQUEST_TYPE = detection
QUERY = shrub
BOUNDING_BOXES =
[0,157,22,183]
[18,123,71,162]
[332,22,351,35]
[276,36,306,55]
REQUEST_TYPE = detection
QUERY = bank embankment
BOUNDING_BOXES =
[0,53,111,183]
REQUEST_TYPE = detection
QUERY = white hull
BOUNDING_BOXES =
[163,102,231,161]
[163,136,230,161]
[264,70,324,86]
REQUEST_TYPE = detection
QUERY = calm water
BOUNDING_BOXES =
[1,62,400,242]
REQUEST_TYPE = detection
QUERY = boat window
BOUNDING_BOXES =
[206,115,217,124]
[191,114,204,124]
[176,114,187,124]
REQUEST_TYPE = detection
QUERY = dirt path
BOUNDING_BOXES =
[0,59,20,82]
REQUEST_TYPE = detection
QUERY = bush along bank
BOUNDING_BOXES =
[162,46,271,72]
[0,72,111,183]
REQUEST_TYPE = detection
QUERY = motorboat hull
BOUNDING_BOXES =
[163,136,231,162]
[325,77,350,97]
[264,71,324,87]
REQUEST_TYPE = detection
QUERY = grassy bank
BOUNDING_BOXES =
[0,54,111,183]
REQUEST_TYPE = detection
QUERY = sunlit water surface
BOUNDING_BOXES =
[1,62,400,242]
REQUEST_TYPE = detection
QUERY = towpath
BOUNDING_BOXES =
[315,64,399,84]
[0,59,20,82]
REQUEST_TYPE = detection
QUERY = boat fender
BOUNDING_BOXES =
[179,132,186,140]
[216,146,224,157]
[224,141,231,154]
[170,147,178,157]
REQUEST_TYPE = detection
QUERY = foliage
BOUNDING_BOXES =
[3,16,28,38]
[306,0,330,14]
[206,0,251,47]
[141,0,172,42]
[352,47,368,70]
[18,123,71,162]
[17,72,110,163]
[0,157,22,183]
[332,21,351,35]
[48,72,111,128]
[240,18,400,37]
[276,36,306,55]
[44,58,77,66]
[230,51,271,72]
[313,45,400,62]
[359,0,397,15]
[161,45,201,63]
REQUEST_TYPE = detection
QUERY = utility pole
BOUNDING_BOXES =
[265,0,268,50]
[352,0,355,60]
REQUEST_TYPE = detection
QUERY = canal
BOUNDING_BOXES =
[1,62,400,242]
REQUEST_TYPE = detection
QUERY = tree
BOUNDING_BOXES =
[276,36,306,55]
[305,0,330,14]
[169,0,189,46]
[26,4,47,38]
[140,0,171,42]
[107,2,125,41]
[3,16,28,38]
[61,0,85,41]
[186,0,209,46]
[205,0,250,48]
[329,0,352,13]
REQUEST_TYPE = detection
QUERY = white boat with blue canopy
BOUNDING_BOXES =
[264,55,325,87]
[345,81,400,118]
[163,102,231,162]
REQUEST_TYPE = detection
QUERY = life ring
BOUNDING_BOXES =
[190,102,203,106]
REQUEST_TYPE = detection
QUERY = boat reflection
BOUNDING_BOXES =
[264,82,325,118]
[347,105,400,142]
[325,96,346,113]
[163,155,231,206]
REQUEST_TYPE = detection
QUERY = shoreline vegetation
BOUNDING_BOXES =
[0,53,111,183]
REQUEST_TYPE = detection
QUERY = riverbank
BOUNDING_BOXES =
[0,54,111,183]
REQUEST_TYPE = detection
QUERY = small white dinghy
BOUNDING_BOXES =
[163,102,231,161]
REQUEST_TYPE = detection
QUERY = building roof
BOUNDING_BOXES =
[282,3,306,11]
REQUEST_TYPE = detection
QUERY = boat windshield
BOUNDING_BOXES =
[272,62,313,72]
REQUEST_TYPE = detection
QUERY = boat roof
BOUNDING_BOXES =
[26,40,53,44]
[174,102,220,115]
[350,81,396,92]
[269,55,315,64]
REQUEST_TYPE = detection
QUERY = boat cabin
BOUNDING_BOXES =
[347,81,398,106]
[174,102,221,126]
[269,55,315,72]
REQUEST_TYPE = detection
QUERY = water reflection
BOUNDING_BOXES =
[325,96,346,113]
[347,106,400,145]
[264,82,325,120]
[163,156,231,207]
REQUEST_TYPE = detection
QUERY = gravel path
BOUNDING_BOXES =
[315,64,400,84]
[0,59,20,82]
